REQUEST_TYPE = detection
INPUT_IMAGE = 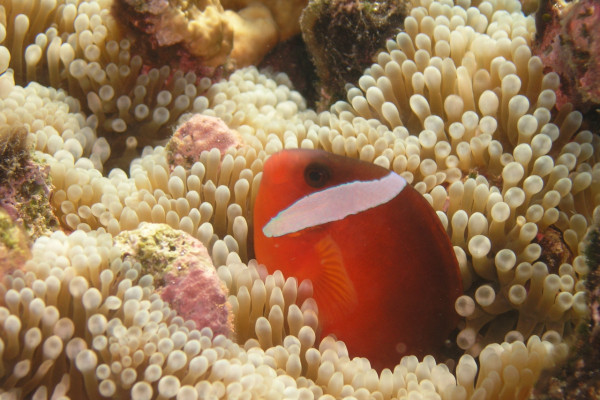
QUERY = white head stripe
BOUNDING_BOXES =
[263,172,407,238]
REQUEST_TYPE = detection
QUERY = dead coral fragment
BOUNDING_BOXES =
[115,222,234,337]
[166,114,242,169]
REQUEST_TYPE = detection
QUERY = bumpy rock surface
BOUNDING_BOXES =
[115,223,234,336]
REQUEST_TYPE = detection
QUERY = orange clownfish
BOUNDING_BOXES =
[253,149,462,370]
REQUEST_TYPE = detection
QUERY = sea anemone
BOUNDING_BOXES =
[0,228,311,398]
[0,0,210,159]
[1,0,599,397]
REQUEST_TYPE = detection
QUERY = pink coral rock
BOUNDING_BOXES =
[115,223,233,337]
[166,114,242,168]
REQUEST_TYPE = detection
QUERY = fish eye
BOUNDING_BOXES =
[304,163,330,188]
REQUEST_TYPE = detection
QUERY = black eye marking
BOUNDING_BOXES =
[304,162,331,188]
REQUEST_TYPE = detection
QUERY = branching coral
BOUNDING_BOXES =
[222,3,279,68]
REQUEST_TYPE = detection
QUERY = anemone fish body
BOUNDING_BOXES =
[253,149,462,370]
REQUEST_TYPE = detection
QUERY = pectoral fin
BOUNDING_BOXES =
[312,235,358,322]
